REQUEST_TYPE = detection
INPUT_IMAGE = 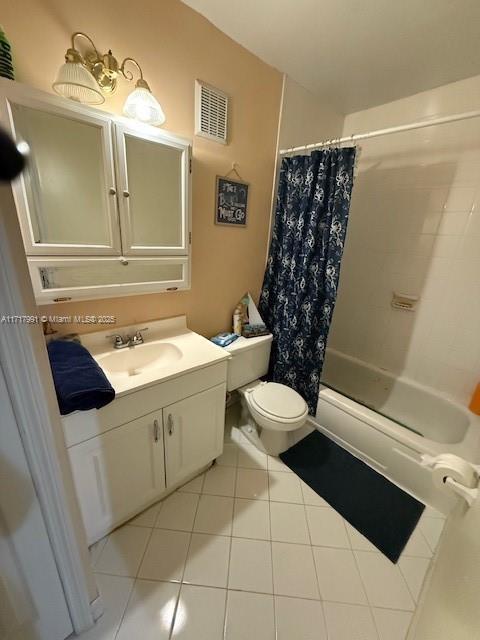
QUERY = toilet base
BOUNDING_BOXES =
[239,402,292,456]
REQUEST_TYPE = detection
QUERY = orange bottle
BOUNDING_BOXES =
[468,383,480,415]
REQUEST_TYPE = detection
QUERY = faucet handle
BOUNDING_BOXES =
[106,334,127,348]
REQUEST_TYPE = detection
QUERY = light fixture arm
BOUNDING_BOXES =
[70,32,101,59]
[120,57,151,91]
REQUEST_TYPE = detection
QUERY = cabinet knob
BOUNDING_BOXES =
[153,419,159,442]
[167,414,174,436]
[123,190,130,198]
[109,187,116,195]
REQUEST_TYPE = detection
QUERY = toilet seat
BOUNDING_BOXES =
[245,382,308,432]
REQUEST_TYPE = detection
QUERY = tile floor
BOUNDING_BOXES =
[82,409,446,640]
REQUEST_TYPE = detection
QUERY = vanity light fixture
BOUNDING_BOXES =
[52,32,165,125]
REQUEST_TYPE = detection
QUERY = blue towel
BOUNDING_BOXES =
[47,340,115,415]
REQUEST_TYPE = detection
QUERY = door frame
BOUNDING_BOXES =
[0,183,95,634]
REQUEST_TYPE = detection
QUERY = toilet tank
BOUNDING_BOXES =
[224,334,273,392]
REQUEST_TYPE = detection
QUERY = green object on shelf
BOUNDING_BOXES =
[0,26,15,80]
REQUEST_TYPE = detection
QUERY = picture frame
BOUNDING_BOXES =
[215,175,249,227]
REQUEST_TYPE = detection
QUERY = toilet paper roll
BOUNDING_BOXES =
[431,454,477,491]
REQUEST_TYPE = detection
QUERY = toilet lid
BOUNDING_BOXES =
[249,382,307,420]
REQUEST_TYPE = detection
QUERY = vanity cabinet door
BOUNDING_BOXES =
[114,122,190,256]
[68,410,165,544]
[163,383,226,488]
[6,98,121,256]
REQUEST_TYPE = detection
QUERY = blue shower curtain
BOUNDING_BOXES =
[259,148,356,414]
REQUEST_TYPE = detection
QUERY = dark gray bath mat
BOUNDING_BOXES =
[280,430,425,563]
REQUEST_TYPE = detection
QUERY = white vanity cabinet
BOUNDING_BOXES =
[68,409,166,543]
[64,359,227,545]
[164,384,225,487]
[0,79,192,302]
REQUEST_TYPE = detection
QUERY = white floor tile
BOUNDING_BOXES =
[271,542,320,599]
[237,443,268,469]
[345,523,379,553]
[95,525,150,577]
[89,536,108,566]
[270,502,310,544]
[203,465,237,497]
[323,602,378,640]
[217,443,239,467]
[354,551,415,611]
[274,595,327,640]
[138,529,190,582]
[78,573,133,640]
[193,494,234,536]
[267,456,292,473]
[398,556,430,602]
[268,471,303,503]
[116,579,180,640]
[235,468,269,500]
[401,528,432,558]
[373,607,412,640]
[128,502,161,528]
[232,498,271,540]
[183,533,231,588]
[228,537,273,593]
[155,492,199,531]
[418,516,444,552]
[224,590,275,640]
[306,506,350,548]
[178,474,204,494]
[423,505,446,519]
[171,585,226,640]
[313,547,368,605]
[300,481,330,507]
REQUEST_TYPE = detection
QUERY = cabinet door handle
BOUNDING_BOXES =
[167,414,174,436]
[123,190,130,198]
[109,187,116,195]
[153,419,159,442]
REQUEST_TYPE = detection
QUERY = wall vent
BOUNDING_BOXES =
[195,80,228,144]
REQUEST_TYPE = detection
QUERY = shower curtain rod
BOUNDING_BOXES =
[279,108,480,155]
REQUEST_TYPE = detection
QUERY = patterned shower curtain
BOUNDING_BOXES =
[259,148,356,414]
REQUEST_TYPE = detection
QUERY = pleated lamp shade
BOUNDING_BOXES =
[123,87,165,126]
[52,62,105,105]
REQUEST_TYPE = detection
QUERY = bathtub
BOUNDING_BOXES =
[312,348,480,514]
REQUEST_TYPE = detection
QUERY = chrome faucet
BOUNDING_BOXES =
[106,328,148,349]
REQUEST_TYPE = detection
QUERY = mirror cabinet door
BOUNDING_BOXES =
[115,124,189,255]
[9,102,120,255]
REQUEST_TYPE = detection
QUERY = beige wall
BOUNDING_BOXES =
[278,77,344,151]
[2,0,282,337]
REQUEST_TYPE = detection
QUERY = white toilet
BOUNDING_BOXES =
[225,334,308,456]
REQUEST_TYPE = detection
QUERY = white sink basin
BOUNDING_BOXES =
[97,341,183,378]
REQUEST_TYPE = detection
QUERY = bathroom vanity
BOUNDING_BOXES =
[61,317,229,544]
